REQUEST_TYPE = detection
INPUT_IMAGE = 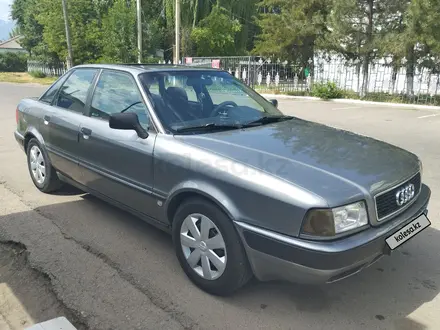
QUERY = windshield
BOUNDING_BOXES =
[138,70,284,134]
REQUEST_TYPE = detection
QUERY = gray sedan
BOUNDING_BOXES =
[14,64,431,296]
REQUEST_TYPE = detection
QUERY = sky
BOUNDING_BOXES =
[0,0,12,21]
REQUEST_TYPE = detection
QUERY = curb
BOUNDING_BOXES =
[261,94,320,101]
[260,94,440,111]
[25,317,77,330]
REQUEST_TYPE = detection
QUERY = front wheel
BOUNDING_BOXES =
[172,197,252,296]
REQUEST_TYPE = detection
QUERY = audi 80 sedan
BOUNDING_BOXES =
[14,64,431,296]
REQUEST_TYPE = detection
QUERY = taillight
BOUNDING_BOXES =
[16,107,19,124]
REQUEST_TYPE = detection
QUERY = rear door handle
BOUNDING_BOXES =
[80,127,92,139]
[43,115,50,125]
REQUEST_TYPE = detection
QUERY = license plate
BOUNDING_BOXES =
[385,214,431,250]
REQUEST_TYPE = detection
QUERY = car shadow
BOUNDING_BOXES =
[50,184,85,196]
[3,193,438,329]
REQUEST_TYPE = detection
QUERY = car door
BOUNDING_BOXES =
[76,69,160,220]
[40,68,99,181]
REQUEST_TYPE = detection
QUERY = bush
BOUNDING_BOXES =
[0,52,28,72]
[29,70,47,78]
[311,81,344,99]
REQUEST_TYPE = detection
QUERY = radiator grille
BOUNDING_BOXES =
[375,172,421,221]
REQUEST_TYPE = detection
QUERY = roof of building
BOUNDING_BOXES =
[0,36,23,49]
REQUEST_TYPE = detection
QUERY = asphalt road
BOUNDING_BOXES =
[0,82,439,330]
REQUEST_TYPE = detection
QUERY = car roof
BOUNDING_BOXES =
[72,63,225,75]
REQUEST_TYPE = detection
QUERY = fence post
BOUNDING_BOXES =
[247,56,251,87]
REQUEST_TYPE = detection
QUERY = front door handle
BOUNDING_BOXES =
[80,127,92,140]
[43,115,50,125]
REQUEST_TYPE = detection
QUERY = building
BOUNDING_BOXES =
[0,36,26,53]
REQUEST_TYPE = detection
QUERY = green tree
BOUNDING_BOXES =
[11,0,46,58]
[36,0,103,65]
[405,0,440,92]
[139,0,168,60]
[161,0,258,59]
[253,0,331,66]
[374,0,423,95]
[99,0,137,63]
[191,5,242,56]
[323,0,380,96]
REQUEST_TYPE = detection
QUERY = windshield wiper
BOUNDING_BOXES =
[243,115,294,127]
[174,123,243,133]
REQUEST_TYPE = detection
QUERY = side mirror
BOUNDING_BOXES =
[109,112,149,139]
[270,99,278,108]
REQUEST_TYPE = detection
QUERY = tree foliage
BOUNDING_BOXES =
[11,0,49,59]
[9,0,440,89]
[191,5,241,56]
[36,0,103,65]
[98,0,137,63]
[253,0,331,64]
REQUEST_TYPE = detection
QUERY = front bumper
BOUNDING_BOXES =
[235,184,431,284]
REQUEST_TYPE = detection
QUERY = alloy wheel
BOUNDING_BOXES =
[29,145,46,185]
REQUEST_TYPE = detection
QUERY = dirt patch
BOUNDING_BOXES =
[0,241,87,330]
[0,72,56,85]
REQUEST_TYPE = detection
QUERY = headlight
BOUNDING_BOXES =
[301,201,369,238]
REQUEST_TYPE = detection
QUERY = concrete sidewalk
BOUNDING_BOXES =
[261,93,440,111]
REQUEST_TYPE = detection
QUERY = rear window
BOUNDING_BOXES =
[39,73,71,104]
[54,69,98,114]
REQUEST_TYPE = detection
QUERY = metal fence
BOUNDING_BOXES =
[181,56,311,92]
[27,60,67,76]
[25,54,440,105]
[182,54,440,105]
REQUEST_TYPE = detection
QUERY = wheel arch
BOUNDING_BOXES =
[24,127,45,152]
[165,183,241,226]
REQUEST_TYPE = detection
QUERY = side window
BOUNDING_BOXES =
[40,73,70,104]
[55,69,97,113]
[90,70,150,129]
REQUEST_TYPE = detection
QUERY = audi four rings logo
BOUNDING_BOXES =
[396,183,415,206]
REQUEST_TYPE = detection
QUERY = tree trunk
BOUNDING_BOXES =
[391,63,398,94]
[356,62,361,92]
[361,55,370,98]
[361,0,374,98]
[192,0,198,28]
[405,44,415,96]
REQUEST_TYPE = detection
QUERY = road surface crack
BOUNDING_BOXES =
[0,240,89,330]
[0,180,198,330]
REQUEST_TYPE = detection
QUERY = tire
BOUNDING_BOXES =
[172,197,252,296]
[26,138,63,193]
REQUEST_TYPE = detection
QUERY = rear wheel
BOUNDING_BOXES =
[26,138,62,193]
[172,197,252,296]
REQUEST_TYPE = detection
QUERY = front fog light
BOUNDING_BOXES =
[302,201,369,237]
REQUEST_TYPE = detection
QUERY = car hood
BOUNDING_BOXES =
[176,118,420,206]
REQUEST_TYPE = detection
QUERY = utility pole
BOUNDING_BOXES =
[61,0,73,69]
[137,0,142,63]
[175,0,180,64]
